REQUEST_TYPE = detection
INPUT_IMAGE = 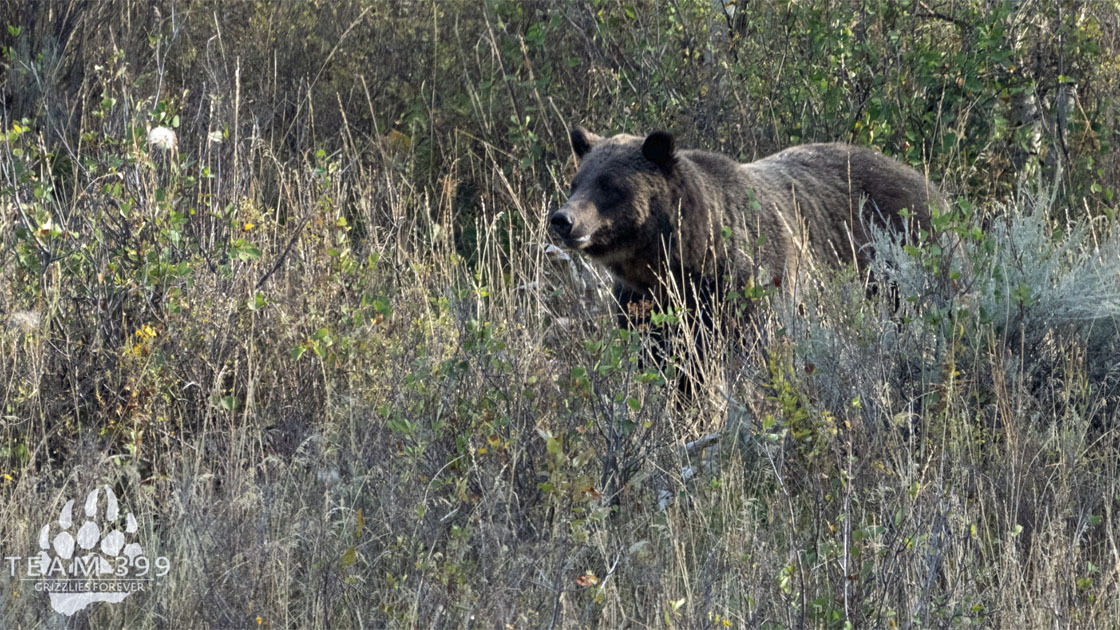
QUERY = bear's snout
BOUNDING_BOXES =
[548,205,594,248]
[549,209,574,239]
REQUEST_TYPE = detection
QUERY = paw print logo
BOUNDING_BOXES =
[36,485,142,616]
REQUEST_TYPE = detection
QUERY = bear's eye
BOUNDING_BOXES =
[596,176,627,204]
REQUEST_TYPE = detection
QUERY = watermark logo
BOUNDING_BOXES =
[6,485,170,616]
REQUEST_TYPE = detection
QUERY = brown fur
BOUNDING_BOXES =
[549,128,943,307]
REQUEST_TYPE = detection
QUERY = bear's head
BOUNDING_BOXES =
[548,127,678,266]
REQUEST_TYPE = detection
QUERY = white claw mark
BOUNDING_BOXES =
[105,487,119,520]
[84,487,99,517]
[59,499,74,528]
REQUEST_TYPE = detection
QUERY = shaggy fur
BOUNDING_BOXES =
[549,128,943,309]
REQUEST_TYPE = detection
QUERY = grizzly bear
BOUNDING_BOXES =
[548,127,944,401]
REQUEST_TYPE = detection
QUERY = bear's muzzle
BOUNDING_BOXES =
[548,202,595,248]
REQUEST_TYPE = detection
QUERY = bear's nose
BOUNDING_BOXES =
[549,211,573,238]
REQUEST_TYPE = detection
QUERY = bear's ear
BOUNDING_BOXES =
[570,127,602,161]
[642,131,676,173]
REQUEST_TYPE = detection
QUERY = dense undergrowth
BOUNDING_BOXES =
[2,1,1120,628]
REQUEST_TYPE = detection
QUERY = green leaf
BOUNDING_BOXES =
[372,296,392,317]
[340,546,356,568]
[232,238,262,261]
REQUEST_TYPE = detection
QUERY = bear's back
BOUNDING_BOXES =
[732,143,941,271]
